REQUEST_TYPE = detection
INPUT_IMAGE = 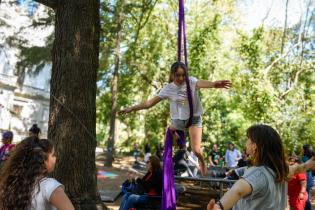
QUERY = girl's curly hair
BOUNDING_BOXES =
[0,136,53,210]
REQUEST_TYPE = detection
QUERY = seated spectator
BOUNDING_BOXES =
[119,155,162,210]
[288,155,308,210]
[207,124,315,210]
[0,131,15,169]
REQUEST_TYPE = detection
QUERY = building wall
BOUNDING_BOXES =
[0,66,50,142]
[0,1,51,142]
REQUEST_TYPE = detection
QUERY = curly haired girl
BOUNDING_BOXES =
[0,136,74,210]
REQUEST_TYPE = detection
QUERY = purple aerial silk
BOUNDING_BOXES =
[177,0,193,128]
[162,1,194,210]
[162,128,185,210]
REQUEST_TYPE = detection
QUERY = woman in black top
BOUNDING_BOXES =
[119,155,162,210]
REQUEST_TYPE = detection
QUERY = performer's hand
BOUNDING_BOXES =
[119,107,133,115]
[207,199,220,210]
[298,192,305,200]
[213,80,232,89]
[169,126,180,140]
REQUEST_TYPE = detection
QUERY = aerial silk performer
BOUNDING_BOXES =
[120,1,232,209]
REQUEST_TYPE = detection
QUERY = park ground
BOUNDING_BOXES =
[96,152,315,210]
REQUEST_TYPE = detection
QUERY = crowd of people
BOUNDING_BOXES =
[126,125,315,210]
[1,123,315,210]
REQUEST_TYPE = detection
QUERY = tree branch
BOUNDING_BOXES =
[34,0,58,9]
[280,67,306,99]
[263,42,300,79]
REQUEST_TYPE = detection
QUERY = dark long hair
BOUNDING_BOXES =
[149,155,162,173]
[0,137,54,210]
[169,61,188,83]
[247,124,288,182]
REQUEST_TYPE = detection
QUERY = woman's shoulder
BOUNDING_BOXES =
[243,166,265,176]
[244,166,276,179]
[39,177,63,189]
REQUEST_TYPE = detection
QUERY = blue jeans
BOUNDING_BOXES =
[119,193,149,210]
[305,172,313,210]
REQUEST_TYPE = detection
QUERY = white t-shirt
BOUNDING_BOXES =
[157,77,203,120]
[31,178,63,210]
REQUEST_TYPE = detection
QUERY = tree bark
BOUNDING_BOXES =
[46,0,106,209]
[105,0,124,167]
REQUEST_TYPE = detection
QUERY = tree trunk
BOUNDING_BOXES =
[105,0,124,167]
[47,0,105,209]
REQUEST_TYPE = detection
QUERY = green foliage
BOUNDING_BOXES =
[96,0,315,155]
[7,0,314,154]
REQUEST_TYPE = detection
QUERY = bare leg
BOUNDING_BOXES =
[189,126,207,176]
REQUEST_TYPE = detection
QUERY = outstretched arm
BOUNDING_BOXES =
[196,80,232,89]
[119,96,162,114]
[288,157,315,179]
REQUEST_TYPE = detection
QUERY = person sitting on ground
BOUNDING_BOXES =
[207,124,315,210]
[119,155,162,210]
[29,124,41,137]
[0,136,74,210]
[0,131,15,169]
[288,155,308,210]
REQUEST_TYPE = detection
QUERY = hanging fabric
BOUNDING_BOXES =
[162,1,193,209]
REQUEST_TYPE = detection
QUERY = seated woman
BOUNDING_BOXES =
[119,155,162,210]
[207,124,315,210]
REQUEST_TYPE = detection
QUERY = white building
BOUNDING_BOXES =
[0,1,52,141]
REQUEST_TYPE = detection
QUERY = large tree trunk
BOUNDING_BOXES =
[45,0,105,209]
[105,0,124,167]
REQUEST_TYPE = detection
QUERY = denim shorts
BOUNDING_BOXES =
[172,116,202,131]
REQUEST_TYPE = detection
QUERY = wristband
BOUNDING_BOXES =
[216,200,224,210]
